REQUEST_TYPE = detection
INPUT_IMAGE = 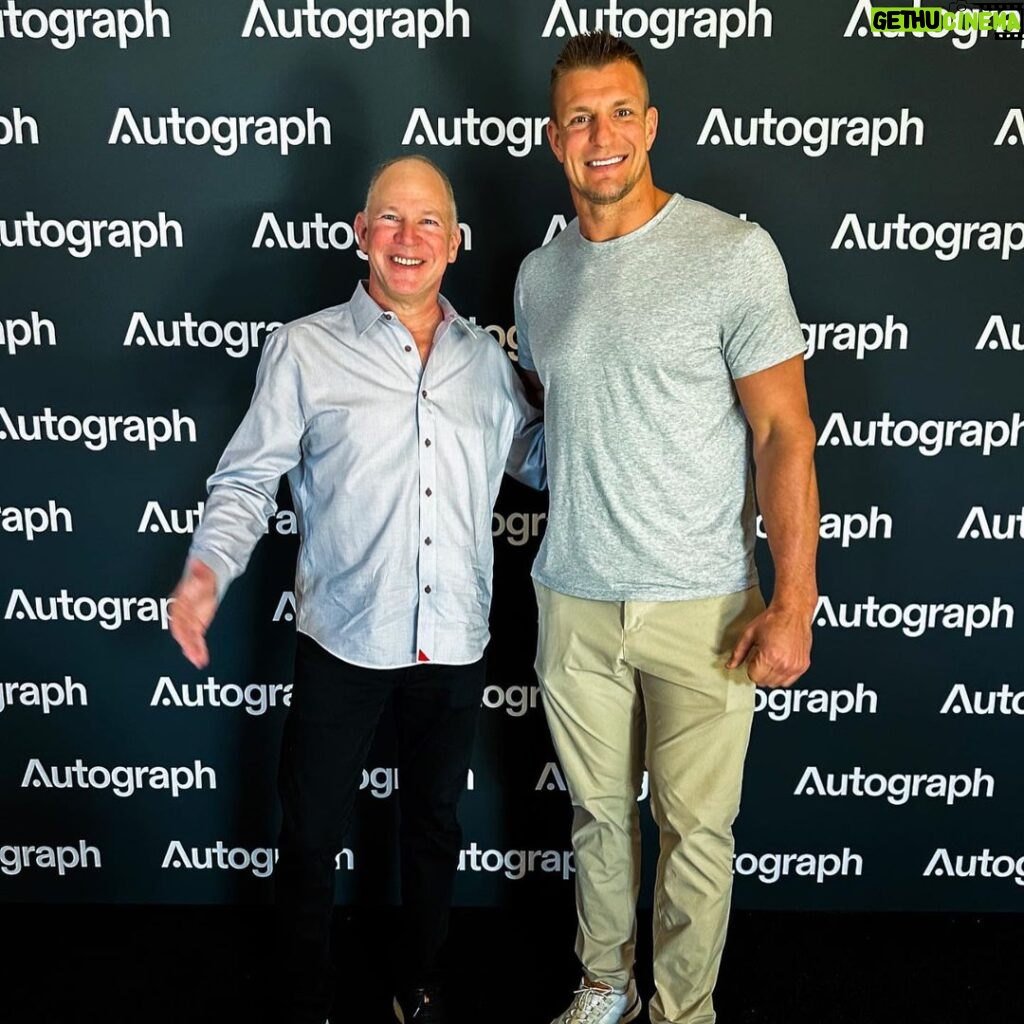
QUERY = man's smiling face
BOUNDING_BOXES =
[355,158,461,310]
[547,60,658,208]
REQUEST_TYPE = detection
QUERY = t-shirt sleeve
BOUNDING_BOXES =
[721,225,807,380]
[512,264,537,372]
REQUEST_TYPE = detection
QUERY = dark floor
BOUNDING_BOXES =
[2,905,1021,1023]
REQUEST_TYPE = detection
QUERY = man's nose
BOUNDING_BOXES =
[394,219,417,245]
[590,113,613,147]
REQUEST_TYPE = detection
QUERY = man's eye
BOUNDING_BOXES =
[615,109,633,117]
[422,219,439,226]
[569,115,589,126]
[381,213,398,221]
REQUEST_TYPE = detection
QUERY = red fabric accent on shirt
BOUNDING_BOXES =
[417,649,430,662]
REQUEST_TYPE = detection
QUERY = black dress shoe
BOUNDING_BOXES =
[393,985,445,1023]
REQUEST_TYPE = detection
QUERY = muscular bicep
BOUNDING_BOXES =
[734,355,813,450]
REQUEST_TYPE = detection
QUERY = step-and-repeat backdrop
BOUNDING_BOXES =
[1,1,1022,911]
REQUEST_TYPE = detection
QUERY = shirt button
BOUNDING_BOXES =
[424,585,432,594]
[425,487,432,497]
[424,438,432,447]
[404,344,412,352]
[424,537,432,545]
[384,313,393,321]
[421,390,428,399]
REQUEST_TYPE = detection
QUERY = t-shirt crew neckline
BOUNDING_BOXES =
[572,192,683,252]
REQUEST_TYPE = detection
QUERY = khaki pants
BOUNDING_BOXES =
[534,581,764,1024]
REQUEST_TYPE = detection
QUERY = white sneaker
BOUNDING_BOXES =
[550,977,642,1024]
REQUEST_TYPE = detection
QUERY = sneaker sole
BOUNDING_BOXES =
[621,993,643,1024]
[392,997,405,1024]
[548,991,643,1024]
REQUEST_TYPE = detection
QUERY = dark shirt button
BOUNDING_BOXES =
[424,438,432,447]
[424,585,432,594]
[425,488,432,497]
[421,390,428,399]
[384,313,393,321]
[404,344,412,352]
[424,537,432,545]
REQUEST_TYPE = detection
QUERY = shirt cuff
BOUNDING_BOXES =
[185,547,236,606]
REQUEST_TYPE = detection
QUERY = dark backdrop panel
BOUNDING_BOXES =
[1,1,1022,911]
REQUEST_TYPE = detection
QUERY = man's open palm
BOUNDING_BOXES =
[169,559,218,669]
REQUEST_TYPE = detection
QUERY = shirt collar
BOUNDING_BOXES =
[350,280,473,339]
[437,293,474,338]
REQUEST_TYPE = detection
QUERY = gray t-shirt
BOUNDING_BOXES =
[514,193,805,602]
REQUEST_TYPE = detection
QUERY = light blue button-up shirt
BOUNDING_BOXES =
[189,281,545,669]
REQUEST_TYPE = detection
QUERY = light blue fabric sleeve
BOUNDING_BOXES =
[502,355,546,491]
[188,329,305,602]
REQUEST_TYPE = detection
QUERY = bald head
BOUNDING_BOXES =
[354,154,462,315]
[364,155,459,229]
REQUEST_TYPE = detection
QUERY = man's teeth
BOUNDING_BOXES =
[588,156,624,167]
[392,256,423,266]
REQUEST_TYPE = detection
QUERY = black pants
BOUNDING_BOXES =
[274,633,486,1024]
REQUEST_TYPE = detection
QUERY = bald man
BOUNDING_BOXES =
[169,156,544,1024]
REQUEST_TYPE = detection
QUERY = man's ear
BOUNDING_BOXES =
[447,225,462,264]
[645,105,659,152]
[354,210,368,253]
[546,118,566,164]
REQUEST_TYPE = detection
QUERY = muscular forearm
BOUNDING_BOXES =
[752,417,819,615]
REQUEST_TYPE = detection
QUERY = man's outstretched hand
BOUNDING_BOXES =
[169,558,218,669]
[726,604,812,688]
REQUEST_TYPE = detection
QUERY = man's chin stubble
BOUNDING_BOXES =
[576,173,640,207]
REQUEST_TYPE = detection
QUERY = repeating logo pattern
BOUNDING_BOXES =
[1,1,1020,910]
